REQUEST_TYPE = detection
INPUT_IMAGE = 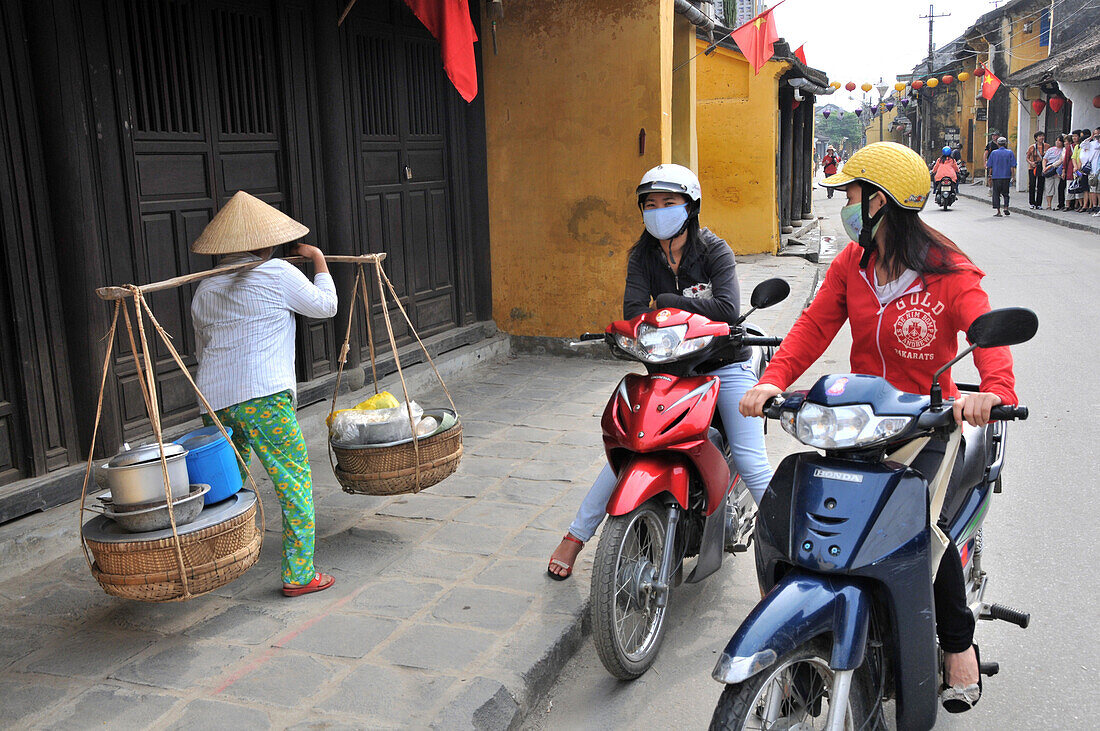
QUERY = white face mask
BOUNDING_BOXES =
[642,203,689,240]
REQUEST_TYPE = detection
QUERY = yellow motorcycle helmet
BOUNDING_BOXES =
[822,141,931,211]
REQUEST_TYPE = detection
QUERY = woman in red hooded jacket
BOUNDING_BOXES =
[740,142,1016,714]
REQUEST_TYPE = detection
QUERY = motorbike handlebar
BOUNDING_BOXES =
[990,405,1028,421]
[742,336,783,347]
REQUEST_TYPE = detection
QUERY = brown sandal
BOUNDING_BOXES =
[547,534,584,581]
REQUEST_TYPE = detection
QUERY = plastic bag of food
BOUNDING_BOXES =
[356,391,400,410]
[330,401,423,446]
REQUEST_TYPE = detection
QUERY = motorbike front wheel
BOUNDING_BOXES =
[590,500,671,679]
[708,640,881,731]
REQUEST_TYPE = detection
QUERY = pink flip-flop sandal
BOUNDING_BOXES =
[283,572,335,597]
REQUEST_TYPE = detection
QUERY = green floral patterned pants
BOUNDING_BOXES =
[204,390,316,585]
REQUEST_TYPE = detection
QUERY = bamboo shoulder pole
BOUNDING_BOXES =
[95,253,387,301]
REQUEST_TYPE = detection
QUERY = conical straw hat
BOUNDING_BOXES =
[191,191,309,254]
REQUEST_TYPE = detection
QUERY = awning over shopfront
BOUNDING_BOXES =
[1005,33,1100,87]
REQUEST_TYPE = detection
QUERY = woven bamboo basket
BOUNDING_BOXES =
[91,531,261,602]
[332,420,463,495]
[86,499,258,586]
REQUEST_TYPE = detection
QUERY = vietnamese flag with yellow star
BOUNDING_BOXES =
[981,67,1001,101]
[731,3,782,75]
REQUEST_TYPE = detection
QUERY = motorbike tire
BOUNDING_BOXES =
[590,500,671,680]
[708,639,883,731]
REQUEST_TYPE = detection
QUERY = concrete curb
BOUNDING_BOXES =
[958,186,1100,235]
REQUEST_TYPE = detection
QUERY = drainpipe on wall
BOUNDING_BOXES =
[674,0,715,42]
[789,78,834,96]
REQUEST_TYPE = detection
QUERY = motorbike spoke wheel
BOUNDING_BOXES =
[591,501,670,679]
[709,641,879,731]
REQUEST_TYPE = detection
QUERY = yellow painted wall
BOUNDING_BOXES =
[865,103,903,145]
[695,41,789,255]
[480,0,679,337]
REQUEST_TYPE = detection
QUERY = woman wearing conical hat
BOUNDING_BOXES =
[191,191,338,597]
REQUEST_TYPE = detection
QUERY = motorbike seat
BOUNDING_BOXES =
[942,424,992,523]
[708,426,728,455]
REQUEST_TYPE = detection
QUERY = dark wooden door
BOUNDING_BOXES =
[345,1,461,356]
[0,276,26,486]
[0,0,80,486]
[105,0,332,439]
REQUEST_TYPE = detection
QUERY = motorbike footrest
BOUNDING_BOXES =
[980,661,1000,677]
[984,602,1031,629]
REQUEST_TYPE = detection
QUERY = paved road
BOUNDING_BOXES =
[524,190,1099,729]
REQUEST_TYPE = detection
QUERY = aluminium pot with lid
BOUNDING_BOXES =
[107,442,187,467]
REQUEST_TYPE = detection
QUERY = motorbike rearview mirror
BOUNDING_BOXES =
[929,307,1038,409]
[751,278,791,309]
[738,278,790,325]
[966,307,1039,349]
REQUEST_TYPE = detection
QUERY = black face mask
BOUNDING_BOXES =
[857,184,886,269]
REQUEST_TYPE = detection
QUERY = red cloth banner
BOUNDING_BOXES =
[981,67,1001,101]
[402,0,479,102]
[731,5,781,75]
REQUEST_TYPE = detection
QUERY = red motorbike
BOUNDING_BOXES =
[573,278,789,679]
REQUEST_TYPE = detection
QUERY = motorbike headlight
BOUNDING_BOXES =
[617,324,712,363]
[781,402,912,449]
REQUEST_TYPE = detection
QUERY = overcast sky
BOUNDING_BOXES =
[768,0,1003,109]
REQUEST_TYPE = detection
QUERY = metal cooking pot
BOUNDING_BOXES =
[102,484,210,533]
[100,442,190,506]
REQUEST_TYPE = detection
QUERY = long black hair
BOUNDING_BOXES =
[864,182,969,277]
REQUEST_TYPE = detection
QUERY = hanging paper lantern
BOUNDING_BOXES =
[885,100,895,111]
[958,71,971,82]
[894,82,906,92]
[1032,99,1046,115]
[1049,97,1065,113]
[845,82,857,91]
[855,108,863,118]
[911,80,924,90]
[901,98,910,107]
[1093,95,1100,108]
[871,104,879,115]
[861,83,873,92]
[942,75,954,85]
[792,100,800,110]
[926,78,939,88]
[822,109,831,118]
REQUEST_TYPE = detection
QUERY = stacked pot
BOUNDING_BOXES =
[97,443,208,533]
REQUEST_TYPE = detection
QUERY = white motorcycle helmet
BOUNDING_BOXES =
[635,164,702,213]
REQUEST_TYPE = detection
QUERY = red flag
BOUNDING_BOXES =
[981,67,1001,101]
[794,44,807,66]
[402,0,479,102]
[731,6,781,74]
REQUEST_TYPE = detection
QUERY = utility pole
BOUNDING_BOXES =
[919,4,951,160]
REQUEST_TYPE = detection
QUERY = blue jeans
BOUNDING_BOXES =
[568,362,772,542]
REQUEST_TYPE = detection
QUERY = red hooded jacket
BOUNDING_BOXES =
[760,241,1017,405]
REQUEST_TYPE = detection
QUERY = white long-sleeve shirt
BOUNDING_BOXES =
[191,254,338,412]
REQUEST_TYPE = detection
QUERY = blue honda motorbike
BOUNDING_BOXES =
[708,308,1037,731]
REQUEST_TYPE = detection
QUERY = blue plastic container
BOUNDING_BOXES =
[176,426,243,505]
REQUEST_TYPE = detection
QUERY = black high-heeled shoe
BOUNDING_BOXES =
[941,643,983,713]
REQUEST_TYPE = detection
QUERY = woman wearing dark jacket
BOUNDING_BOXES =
[547,164,772,580]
